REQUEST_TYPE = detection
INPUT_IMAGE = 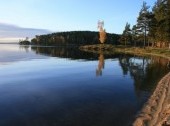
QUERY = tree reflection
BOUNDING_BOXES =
[19,45,30,53]
[30,46,169,93]
[96,53,105,76]
[31,46,99,60]
[118,54,170,94]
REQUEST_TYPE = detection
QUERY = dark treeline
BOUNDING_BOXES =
[31,31,120,46]
[120,0,170,48]
[19,37,30,45]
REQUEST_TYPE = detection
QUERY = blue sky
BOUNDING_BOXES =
[0,0,155,42]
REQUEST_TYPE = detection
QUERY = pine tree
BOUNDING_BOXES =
[136,1,150,48]
[165,0,170,46]
[129,0,170,48]
[147,11,157,47]
[132,25,138,47]
[153,0,167,47]
[120,23,131,46]
[151,0,170,47]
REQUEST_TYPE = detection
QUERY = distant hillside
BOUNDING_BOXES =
[31,31,120,46]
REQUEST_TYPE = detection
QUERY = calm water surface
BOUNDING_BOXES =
[0,44,169,126]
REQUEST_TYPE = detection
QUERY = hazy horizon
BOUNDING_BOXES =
[0,23,51,42]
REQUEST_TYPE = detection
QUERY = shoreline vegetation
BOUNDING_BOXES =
[80,44,170,59]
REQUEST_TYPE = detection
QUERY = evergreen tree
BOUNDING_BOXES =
[151,0,170,47]
[120,22,132,46]
[125,0,170,48]
[136,1,150,48]
[165,0,170,46]
[147,11,157,47]
[154,0,166,47]
[131,25,138,47]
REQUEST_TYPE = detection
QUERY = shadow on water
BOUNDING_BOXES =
[0,45,169,126]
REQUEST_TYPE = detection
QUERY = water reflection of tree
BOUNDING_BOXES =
[30,46,169,93]
[31,46,99,60]
[19,45,30,53]
[119,54,169,94]
[96,53,105,76]
[31,46,123,60]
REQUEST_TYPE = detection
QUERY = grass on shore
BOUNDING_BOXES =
[115,46,170,58]
[80,44,170,59]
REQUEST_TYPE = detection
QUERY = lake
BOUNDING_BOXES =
[0,44,169,126]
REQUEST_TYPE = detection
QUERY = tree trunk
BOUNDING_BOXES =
[144,27,146,48]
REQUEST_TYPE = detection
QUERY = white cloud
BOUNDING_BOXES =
[0,23,51,42]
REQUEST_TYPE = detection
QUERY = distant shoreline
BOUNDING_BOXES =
[0,42,18,44]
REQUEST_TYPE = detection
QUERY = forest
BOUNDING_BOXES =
[120,0,170,48]
[30,31,120,46]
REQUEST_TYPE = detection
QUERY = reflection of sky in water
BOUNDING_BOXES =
[0,57,136,126]
[0,58,123,85]
[0,44,48,65]
[0,44,169,126]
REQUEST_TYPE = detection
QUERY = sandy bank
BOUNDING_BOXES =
[133,72,170,126]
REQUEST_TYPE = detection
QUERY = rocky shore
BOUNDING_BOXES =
[133,72,170,126]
